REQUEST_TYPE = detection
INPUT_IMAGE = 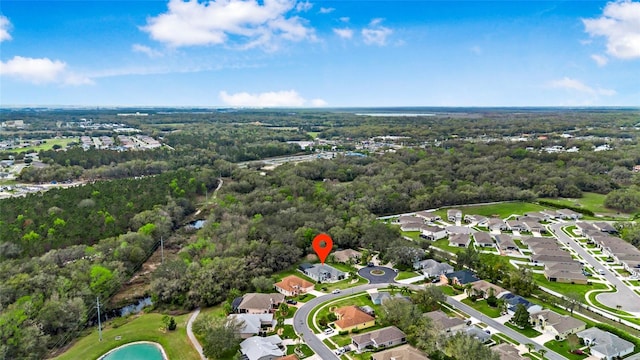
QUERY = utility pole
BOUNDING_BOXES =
[161,237,164,264]
[96,297,102,342]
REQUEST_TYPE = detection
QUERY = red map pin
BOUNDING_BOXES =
[312,233,333,264]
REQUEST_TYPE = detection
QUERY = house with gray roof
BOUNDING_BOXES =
[464,214,488,226]
[461,325,491,343]
[494,234,518,251]
[299,263,346,283]
[240,335,285,360]
[424,310,466,333]
[488,218,508,231]
[235,293,284,314]
[593,222,617,234]
[473,232,495,247]
[575,222,598,235]
[449,233,471,247]
[370,292,409,305]
[227,313,276,338]
[492,343,525,360]
[413,259,453,277]
[351,326,407,352]
[447,209,462,222]
[556,209,582,220]
[416,211,441,222]
[506,220,527,232]
[371,344,430,360]
[420,225,447,240]
[577,328,634,360]
[529,310,586,340]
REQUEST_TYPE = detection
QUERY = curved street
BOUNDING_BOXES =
[293,283,568,360]
[549,222,640,313]
[357,266,398,284]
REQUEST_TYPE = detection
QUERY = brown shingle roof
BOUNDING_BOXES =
[274,275,313,294]
[334,306,375,329]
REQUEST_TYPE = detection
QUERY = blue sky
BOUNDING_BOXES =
[0,0,639,107]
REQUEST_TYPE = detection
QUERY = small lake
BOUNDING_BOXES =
[187,219,206,229]
[100,342,166,360]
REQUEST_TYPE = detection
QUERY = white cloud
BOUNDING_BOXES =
[296,1,312,12]
[0,56,92,85]
[132,44,163,58]
[591,54,609,66]
[0,15,11,42]
[219,90,326,107]
[583,0,640,59]
[339,17,350,23]
[319,7,334,14]
[142,0,315,49]
[333,28,353,39]
[362,19,393,46]
[549,77,616,96]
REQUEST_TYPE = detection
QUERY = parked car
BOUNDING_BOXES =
[286,299,297,305]
[324,328,334,335]
[332,289,341,294]
[367,262,374,267]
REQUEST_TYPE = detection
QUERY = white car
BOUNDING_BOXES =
[331,289,341,294]
[324,328,334,335]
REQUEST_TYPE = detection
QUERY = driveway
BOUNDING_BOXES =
[358,266,397,284]
[550,223,640,314]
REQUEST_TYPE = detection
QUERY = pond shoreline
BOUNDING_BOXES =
[97,341,168,360]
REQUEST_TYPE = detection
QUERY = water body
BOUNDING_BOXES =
[187,219,206,229]
[119,297,152,317]
[100,342,166,360]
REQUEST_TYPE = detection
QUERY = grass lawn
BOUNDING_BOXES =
[321,339,336,349]
[292,293,316,302]
[315,294,376,323]
[199,303,227,317]
[627,280,640,286]
[53,312,200,360]
[325,262,358,274]
[274,267,317,284]
[492,333,519,345]
[7,137,77,153]
[461,298,502,318]
[440,286,462,296]
[540,193,625,218]
[615,268,631,277]
[288,343,314,357]
[395,270,420,281]
[402,230,422,241]
[504,322,541,337]
[544,340,588,360]
[447,202,548,218]
[564,225,578,237]
[315,276,368,292]
[532,273,607,298]
[307,132,320,139]
[432,238,465,254]
[277,325,297,340]
[514,239,529,249]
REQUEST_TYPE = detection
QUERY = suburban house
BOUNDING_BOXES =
[464,214,488,226]
[449,233,471,248]
[593,222,617,234]
[240,335,285,360]
[227,313,276,338]
[531,252,574,265]
[299,263,346,283]
[529,310,586,340]
[401,221,425,232]
[351,326,406,352]
[544,262,588,284]
[523,220,544,234]
[523,237,561,252]
[333,249,362,263]
[233,293,284,314]
[575,222,598,235]
[462,325,491,343]
[420,225,448,240]
[577,328,634,360]
[370,291,409,305]
[443,269,480,285]
[447,209,462,223]
[488,218,508,231]
[334,305,376,332]
[499,293,542,315]
[446,225,473,235]
[274,275,314,297]
[395,215,421,225]
[522,212,546,222]
[494,234,518,251]
[424,310,466,333]
[413,259,454,277]
[506,220,527,232]
[371,344,430,360]
[492,343,525,360]
[473,232,495,248]
[416,211,441,222]
[556,209,582,220]
[588,235,640,275]
[468,280,507,299]
[541,210,558,219]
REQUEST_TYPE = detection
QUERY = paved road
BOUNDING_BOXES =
[358,266,398,284]
[186,308,206,360]
[550,223,640,312]
[446,297,567,360]
[293,284,386,359]
[295,283,568,360]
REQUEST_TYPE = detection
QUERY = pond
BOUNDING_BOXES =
[187,219,206,229]
[99,341,166,360]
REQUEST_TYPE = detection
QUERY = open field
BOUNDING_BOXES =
[541,193,626,218]
[544,340,588,360]
[53,312,200,360]
[461,298,502,318]
[6,138,77,153]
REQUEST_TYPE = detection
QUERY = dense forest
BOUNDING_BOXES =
[2,108,640,358]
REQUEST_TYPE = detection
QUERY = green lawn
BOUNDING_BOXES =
[322,339,335,349]
[541,193,625,218]
[395,271,421,281]
[492,333,519,345]
[292,293,316,302]
[315,276,368,292]
[627,280,640,286]
[461,298,502,318]
[7,137,78,153]
[615,268,631,277]
[315,294,376,323]
[504,322,542,337]
[274,267,317,284]
[53,312,201,360]
[442,202,548,219]
[402,230,422,241]
[307,132,320,139]
[440,286,462,296]
[432,238,465,254]
[532,273,607,298]
[544,340,588,360]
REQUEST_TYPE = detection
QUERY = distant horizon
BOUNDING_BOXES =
[1,1,639,107]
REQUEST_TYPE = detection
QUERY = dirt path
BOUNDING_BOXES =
[186,308,206,360]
